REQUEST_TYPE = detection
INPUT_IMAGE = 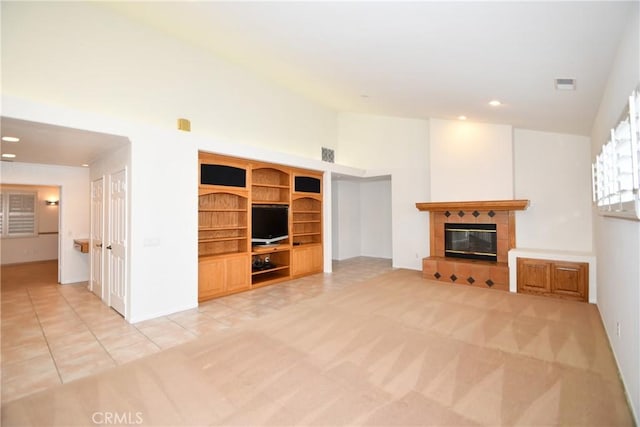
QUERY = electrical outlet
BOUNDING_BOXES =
[616,322,621,338]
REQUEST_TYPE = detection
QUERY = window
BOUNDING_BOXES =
[0,191,37,237]
[592,89,640,220]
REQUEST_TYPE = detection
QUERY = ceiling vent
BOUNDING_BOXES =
[555,78,576,91]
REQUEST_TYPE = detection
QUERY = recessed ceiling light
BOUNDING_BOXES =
[2,153,17,158]
[488,100,502,107]
[2,136,20,142]
[81,164,89,167]
[458,115,467,121]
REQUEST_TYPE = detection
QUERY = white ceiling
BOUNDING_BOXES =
[2,1,635,166]
[0,118,129,168]
[105,1,634,135]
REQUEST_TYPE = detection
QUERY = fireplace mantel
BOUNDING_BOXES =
[416,199,529,212]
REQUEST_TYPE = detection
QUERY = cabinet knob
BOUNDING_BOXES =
[106,245,112,250]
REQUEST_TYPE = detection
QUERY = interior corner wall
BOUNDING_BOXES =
[360,178,392,259]
[429,118,513,202]
[589,7,640,423]
[331,179,361,261]
[0,162,90,283]
[513,129,592,252]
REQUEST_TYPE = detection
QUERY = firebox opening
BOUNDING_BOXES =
[445,223,497,262]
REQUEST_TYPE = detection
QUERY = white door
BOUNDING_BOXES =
[107,169,127,315]
[90,178,104,300]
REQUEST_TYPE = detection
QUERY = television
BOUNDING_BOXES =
[251,204,289,245]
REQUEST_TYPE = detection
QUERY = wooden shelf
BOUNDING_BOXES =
[199,237,246,243]
[199,226,247,231]
[252,183,290,189]
[198,208,246,212]
[251,200,289,205]
[416,199,529,212]
[251,265,289,276]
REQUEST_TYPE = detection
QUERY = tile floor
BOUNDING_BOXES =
[1,257,392,404]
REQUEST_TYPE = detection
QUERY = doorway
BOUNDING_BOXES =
[331,175,392,261]
[0,184,61,277]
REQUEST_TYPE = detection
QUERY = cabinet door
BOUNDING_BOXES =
[517,258,551,294]
[552,261,587,301]
[199,258,226,300]
[292,245,323,277]
[226,254,251,292]
[199,254,250,301]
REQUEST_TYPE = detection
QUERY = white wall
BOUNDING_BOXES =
[589,8,640,423]
[430,119,513,201]
[360,178,392,259]
[331,180,361,260]
[513,129,592,252]
[0,163,90,283]
[1,1,337,160]
[337,113,430,269]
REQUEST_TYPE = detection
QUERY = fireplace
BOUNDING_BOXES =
[445,223,497,262]
[415,200,530,291]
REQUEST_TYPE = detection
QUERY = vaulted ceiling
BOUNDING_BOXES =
[1,1,636,166]
[104,1,634,135]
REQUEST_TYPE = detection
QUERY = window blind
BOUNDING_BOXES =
[1,191,37,237]
[592,89,640,220]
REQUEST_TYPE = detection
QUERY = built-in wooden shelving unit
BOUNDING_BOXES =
[198,153,323,302]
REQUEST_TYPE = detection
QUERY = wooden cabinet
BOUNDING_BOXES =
[517,257,588,302]
[292,244,323,277]
[198,254,250,301]
[552,261,588,300]
[198,152,323,302]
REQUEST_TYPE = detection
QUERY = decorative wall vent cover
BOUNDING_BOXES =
[321,147,335,163]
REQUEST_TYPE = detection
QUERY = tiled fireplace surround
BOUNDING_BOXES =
[417,200,529,292]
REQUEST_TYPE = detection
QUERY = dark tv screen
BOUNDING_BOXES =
[252,205,288,244]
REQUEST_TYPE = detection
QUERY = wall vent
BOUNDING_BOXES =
[555,78,576,91]
[321,147,335,163]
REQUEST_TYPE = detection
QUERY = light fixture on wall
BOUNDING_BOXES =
[45,200,59,206]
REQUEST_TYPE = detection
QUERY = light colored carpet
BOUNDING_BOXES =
[1,268,633,426]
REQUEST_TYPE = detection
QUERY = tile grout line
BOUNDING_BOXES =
[25,287,64,385]
[55,285,121,367]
